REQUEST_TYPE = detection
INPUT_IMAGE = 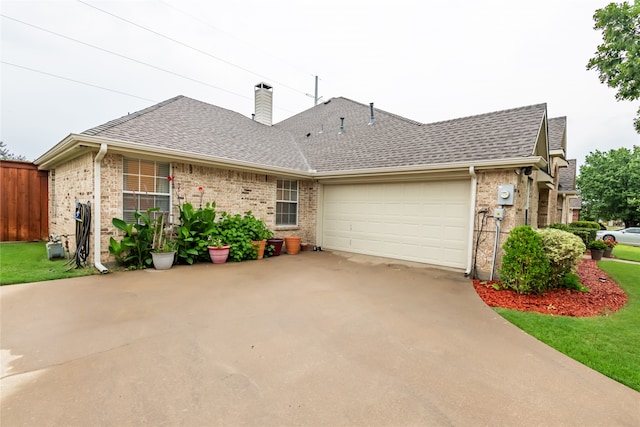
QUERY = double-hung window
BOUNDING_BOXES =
[276,179,298,226]
[123,158,170,223]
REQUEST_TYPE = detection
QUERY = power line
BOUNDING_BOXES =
[1,61,159,103]
[158,0,315,78]
[0,14,252,102]
[77,0,310,97]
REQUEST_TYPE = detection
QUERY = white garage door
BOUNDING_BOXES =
[322,180,470,269]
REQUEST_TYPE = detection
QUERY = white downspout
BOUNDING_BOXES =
[465,166,477,276]
[94,143,109,274]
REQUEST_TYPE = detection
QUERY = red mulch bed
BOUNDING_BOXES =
[473,259,628,317]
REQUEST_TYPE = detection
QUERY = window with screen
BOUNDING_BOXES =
[276,179,298,226]
[122,158,170,223]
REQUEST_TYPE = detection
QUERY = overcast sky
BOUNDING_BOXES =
[1,0,638,171]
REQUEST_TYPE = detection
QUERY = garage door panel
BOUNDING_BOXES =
[322,181,470,269]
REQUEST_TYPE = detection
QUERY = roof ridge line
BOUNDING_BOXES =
[424,103,547,126]
[334,97,423,126]
[82,95,185,136]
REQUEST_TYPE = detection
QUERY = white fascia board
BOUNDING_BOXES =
[312,157,548,183]
[36,134,311,179]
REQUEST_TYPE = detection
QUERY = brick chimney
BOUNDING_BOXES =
[254,82,273,126]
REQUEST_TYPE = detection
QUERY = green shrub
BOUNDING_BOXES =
[570,221,601,230]
[547,223,571,232]
[111,202,274,266]
[499,226,551,294]
[175,202,217,264]
[215,212,272,262]
[109,208,157,269]
[588,240,607,250]
[569,227,597,248]
[561,273,590,292]
[242,211,274,241]
[536,228,586,288]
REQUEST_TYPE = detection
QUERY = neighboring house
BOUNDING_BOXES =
[570,196,582,222]
[35,83,574,279]
[546,117,580,225]
[557,159,580,224]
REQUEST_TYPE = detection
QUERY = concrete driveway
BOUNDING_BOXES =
[1,251,638,426]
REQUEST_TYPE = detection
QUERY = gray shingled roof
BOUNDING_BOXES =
[81,95,547,173]
[570,196,582,209]
[276,98,547,172]
[558,158,577,192]
[82,96,311,171]
[548,116,566,152]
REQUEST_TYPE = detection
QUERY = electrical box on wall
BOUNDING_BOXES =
[497,184,515,205]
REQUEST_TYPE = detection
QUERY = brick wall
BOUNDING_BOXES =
[49,152,95,258]
[97,157,318,264]
[472,169,542,279]
[170,162,317,243]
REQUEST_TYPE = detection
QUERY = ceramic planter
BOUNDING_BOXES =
[267,238,284,256]
[251,239,267,259]
[151,251,176,270]
[603,247,613,258]
[590,249,604,261]
[208,245,230,264]
[284,236,301,255]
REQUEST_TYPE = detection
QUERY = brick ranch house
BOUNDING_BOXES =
[35,83,579,278]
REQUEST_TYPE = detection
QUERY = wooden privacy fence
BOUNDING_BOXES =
[0,160,48,241]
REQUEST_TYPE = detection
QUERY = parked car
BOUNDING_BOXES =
[596,227,640,247]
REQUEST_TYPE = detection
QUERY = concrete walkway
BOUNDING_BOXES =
[1,251,638,426]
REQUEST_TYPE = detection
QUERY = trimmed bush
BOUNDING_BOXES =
[568,227,597,248]
[537,228,586,288]
[547,223,571,232]
[570,221,601,230]
[499,226,551,295]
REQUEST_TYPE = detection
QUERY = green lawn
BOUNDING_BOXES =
[613,244,640,263]
[0,242,96,285]
[496,260,640,391]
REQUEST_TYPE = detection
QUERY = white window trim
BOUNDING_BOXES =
[276,179,299,227]
[122,158,171,222]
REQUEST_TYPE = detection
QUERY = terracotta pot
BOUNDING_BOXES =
[252,239,267,259]
[208,245,230,264]
[267,238,284,256]
[591,249,604,261]
[151,251,176,270]
[284,236,301,255]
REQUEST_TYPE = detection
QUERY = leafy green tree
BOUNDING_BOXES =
[577,146,640,226]
[586,1,640,132]
[0,141,28,161]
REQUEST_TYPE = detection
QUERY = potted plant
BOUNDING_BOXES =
[588,240,607,260]
[266,237,284,256]
[284,235,302,255]
[243,212,273,260]
[207,236,231,264]
[603,239,617,258]
[150,212,177,270]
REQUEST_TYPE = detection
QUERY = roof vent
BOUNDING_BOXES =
[368,102,375,125]
[339,117,345,134]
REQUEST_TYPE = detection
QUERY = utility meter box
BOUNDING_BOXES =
[497,184,515,206]
[46,242,64,260]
